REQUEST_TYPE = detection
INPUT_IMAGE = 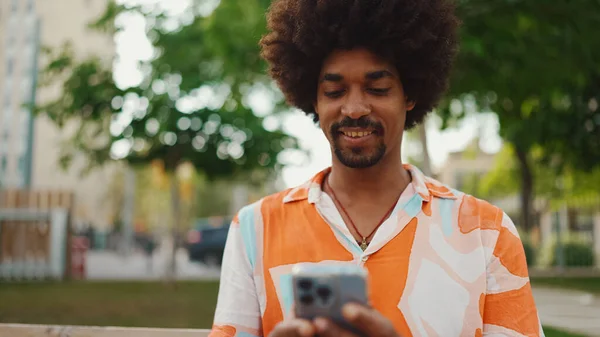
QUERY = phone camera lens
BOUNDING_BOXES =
[316,286,332,301]
[298,278,313,290]
[300,294,314,305]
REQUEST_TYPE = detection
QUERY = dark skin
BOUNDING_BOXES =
[270,303,399,337]
[269,48,414,336]
[317,48,413,244]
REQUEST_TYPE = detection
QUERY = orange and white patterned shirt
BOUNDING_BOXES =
[209,164,544,337]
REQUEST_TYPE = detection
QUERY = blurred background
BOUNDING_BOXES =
[0,0,598,336]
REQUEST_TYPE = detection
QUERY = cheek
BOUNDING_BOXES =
[376,104,406,137]
[316,103,336,127]
[319,121,329,135]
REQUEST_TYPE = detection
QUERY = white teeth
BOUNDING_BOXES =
[343,131,372,138]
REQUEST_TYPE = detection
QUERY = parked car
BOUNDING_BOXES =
[186,225,230,267]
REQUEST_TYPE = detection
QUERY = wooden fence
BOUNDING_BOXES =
[0,189,74,280]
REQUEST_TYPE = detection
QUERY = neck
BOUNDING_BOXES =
[327,151,411,201]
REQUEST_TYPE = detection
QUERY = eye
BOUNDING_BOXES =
[324,90,345,98]
[368,88,391,96]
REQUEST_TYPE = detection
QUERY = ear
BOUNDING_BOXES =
[406,100,416,111]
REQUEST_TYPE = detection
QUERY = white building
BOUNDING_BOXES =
[0,0,119,230]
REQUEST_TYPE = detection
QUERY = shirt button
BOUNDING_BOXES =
[361,256,368,262]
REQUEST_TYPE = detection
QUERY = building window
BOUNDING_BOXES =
[25,17,37,43]
[11,0,18,13]
[18,156,25,173]
[23,42,35,64]
[0,134,6,154]
[6,58,14,76]
[21,109,31,126]
[21,78,33,102]
[6,17,17,47]
[20,111,31,149]
[3,90,10,110]
[1,156,7,173]
[27,0,35,13]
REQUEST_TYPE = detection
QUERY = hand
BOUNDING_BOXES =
[313,303,400,337]
[269,318,316,337]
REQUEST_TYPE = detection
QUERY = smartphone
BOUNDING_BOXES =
[291,263,369,336]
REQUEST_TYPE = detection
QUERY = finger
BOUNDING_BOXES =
[342,303,397,337]
[270,319,316,337]
[313,317,359,337]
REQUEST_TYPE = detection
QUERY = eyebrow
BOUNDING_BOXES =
[320,73,343,83]
[319,70,394,83]
[365,70,394,80]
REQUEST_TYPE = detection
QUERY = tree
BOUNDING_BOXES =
[34,0,300,280]
[438,0,600,231]
[472,144,600,214]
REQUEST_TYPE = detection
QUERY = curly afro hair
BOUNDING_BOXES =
[259,0,460,129]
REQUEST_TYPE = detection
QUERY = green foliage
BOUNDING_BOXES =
[472,144,600,211]
[86,0,127,34]
[151,0,272,91]
[522,238,536,267]
[554,242,596,267]
[34,0,301,180]
[516,229,537,267]
[539,233,596,268]
[438,1,600,230]
[542,326,589,337]
[456,1,600,160]
[531,277,600,295]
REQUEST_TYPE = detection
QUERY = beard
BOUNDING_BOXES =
[330,116,386,169]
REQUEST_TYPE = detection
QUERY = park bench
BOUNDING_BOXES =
[0,324,211,337]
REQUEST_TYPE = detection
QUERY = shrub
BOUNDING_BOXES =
[522,239,537,267]
[552,241,595,267]
[539,233,595,267]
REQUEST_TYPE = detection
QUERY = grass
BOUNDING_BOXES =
[0,281,220,329]
[0,281,590,336]
[531,277,600,294]
[543,326,589,337]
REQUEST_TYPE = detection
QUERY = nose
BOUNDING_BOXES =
[340,89,371,119]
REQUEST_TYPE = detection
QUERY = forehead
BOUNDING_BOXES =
[320,48,397,77]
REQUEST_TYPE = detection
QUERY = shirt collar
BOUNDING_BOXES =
[282,164,458,204]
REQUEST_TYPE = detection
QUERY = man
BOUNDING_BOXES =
[210,0,544,336]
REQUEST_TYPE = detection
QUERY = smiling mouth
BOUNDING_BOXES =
[341,130,375,138]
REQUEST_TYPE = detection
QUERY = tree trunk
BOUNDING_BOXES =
[515,146,534,232]
[166,173,181,283]
[418,123,433,177]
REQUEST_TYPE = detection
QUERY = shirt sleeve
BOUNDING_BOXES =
[482,213,544,336]
[209,209,262,337]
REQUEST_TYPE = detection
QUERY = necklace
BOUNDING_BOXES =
[325,176,398,251]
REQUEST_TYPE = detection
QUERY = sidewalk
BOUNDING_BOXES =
[86,236,221,281]
[533,287,600,337]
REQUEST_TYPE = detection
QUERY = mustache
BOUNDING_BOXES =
[330,116,384,134]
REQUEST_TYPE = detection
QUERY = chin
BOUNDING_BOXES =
[334,148,386,169]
